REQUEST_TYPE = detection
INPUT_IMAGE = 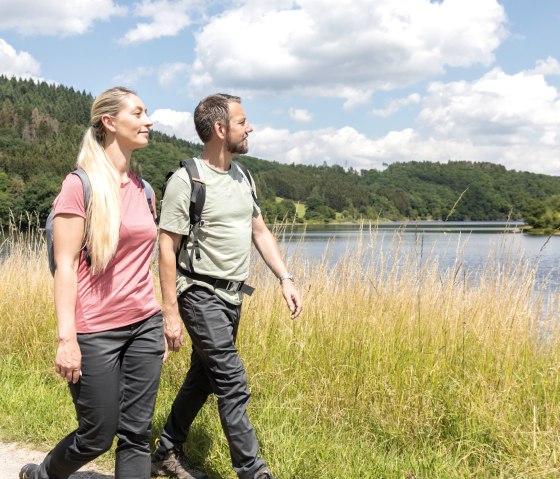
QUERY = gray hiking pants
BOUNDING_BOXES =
[37,312,164,479]
[158,286,266,479]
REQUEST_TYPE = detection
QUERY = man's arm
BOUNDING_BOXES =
[251,214,303,319]
[159,229,185,355]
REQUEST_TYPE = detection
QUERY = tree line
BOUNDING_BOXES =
[1,75,559,231]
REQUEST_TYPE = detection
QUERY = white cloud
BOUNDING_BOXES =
[151,108,198,142]
[373,93,421,117]
[0,0,125,36]
[247,60,560,175]
[528,57,560,77]
[120,0,197,44]
[413,64,560,173]
[419,66,560,144]
[289,108,313,123]
[251,125,387,170]
[158,62,190,88]
[189,0,507,107]
[147,57,560,176]
[112,62,190,92]
[112,67,155,87]
[0,38,41,79]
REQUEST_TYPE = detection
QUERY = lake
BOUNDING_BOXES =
[275,222,560,294]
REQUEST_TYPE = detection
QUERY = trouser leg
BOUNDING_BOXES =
[39,313,164,479]
[40,328,123,479]
[160,286,265,479]
[159,347,212,451]
[115,313,165,479]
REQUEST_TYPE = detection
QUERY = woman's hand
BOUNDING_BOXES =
[55,338,82,384]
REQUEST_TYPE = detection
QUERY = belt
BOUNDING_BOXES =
[180,269,255,296]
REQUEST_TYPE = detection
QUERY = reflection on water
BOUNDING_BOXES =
[276,222,560,294]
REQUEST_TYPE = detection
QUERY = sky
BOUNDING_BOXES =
[1,0,560,176]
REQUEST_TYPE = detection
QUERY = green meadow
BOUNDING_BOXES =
[1,222,559,478]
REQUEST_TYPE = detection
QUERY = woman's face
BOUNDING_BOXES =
[110,94,153,151]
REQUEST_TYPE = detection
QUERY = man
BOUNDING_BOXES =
[152,94,303,479]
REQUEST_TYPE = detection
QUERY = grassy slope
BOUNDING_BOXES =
[1,227,560,478]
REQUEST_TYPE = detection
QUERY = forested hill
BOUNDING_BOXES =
[1,75,559,229]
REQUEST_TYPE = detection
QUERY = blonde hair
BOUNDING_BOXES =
[76,86,136,273]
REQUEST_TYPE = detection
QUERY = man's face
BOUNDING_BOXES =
[225,102,253,155]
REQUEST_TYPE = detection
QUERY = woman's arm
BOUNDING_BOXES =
[53,213,85,384]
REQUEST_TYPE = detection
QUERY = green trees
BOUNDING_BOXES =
[1,75,560,227]
[522,195,560,233]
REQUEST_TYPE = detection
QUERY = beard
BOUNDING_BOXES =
[226,133,249,155]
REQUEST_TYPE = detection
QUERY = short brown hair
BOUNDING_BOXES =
[194,93,241,143]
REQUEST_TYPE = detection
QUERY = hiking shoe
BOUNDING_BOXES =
[254,467,276,479]
[19,464,40,479]
[151,446,208,479]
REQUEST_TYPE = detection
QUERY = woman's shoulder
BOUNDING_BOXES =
[53,171,87,213]
[58,171,88,198]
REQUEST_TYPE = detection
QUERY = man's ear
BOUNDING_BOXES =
[101,114,116,132]
[214,121,226,140]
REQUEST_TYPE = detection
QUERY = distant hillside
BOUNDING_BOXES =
[1,75,559,228]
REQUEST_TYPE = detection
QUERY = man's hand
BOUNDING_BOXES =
[282,280,303,320]
[163,309,184,361]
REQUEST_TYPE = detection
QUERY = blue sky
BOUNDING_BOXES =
[1,0,559,175]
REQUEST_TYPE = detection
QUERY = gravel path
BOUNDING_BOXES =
[0,442,113,478]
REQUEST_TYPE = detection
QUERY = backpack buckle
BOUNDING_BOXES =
[224,280,242,291]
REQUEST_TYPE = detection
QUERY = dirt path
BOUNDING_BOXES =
[0,442,113,478]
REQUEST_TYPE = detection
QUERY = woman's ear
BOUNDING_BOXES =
[101,114,116,132]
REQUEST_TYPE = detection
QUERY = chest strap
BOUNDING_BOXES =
[179,268,255,296]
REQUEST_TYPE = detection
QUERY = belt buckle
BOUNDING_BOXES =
[225,280,241,291]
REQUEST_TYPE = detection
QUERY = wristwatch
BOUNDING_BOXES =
[278,273,295,284]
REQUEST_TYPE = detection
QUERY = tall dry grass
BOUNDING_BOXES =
[1,222,560,478]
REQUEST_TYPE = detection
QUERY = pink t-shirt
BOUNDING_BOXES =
[53,172,160,333]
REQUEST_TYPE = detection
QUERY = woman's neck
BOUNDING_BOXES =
[104,143,131,181]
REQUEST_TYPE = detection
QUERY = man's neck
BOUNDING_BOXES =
[201,145,235,172]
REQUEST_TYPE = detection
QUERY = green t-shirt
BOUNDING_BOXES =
[159,159,260,305]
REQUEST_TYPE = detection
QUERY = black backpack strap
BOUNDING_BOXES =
[180,158,206,261]
[233,161,259,206]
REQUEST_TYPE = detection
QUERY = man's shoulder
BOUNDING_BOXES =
[161,166,193,206]
[172,165,193,184]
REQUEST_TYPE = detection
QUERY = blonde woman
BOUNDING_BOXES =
[20,87,164,479]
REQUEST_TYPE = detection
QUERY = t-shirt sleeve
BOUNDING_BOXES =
[247,171,261,217]
[52,173,87,218]
[159,168,192,236]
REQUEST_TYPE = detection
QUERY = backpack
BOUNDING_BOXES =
[161,157,258,263]
[46,169,155,276]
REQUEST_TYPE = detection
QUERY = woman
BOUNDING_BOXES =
[20,87,164,479]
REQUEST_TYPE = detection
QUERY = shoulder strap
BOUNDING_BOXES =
[233,161,259,205]
[180,157,206,261]
[71,168,92,267]
[72,168,91,208]
[181,158,206,224]
[47,169,91,275]
[140,178,156,221]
